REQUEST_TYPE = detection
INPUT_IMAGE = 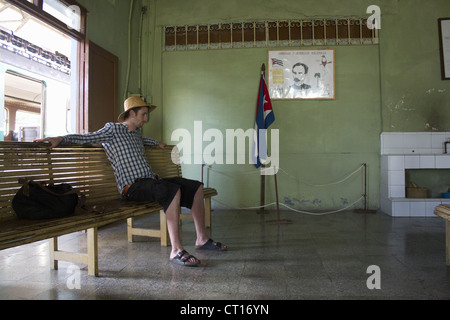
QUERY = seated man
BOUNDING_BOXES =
[35,96,226,267]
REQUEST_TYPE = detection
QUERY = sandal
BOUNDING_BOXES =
[196,239,227,251]
[171,250,201,267]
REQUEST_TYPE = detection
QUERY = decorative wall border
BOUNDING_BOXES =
[164,18,378,51]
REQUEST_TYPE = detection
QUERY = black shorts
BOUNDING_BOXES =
[124,177,202,212]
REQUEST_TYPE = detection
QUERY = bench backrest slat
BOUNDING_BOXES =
[0,142,182,222]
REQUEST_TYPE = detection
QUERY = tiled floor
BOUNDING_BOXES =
[0,210,449,300]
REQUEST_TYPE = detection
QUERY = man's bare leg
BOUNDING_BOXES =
[166,189,199,264]
[191,185,227,250]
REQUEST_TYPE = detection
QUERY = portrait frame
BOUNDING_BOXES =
[267,49,335,100]
[438,18,450,80]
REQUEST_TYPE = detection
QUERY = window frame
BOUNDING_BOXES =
[5,0,86,41]
[4,0,87,133]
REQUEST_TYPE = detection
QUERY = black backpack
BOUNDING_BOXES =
[12,179,80,220]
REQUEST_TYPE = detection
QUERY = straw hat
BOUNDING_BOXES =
[118,96,157,122]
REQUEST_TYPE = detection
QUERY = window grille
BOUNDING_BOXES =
[164,18,378,51]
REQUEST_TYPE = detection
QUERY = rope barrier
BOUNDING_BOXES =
[212,196,364,216]
[205,164,364,187]
[203,163,367,215]
[277,165,364,187]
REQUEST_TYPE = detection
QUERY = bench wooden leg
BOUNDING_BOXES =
[160,210,170,247]
[127,214,168,245]
[445,220,450,266]
[127,217,134,242]
[204,197,212,228]
[49,237,58,270]
[48,228,99,277]
[87,227,98,276]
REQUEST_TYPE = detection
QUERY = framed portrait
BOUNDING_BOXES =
[267,49,335,100]
[438,18,450,80]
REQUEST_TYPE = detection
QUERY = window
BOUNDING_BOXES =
[4,0,85,39]
[16,110,41,141]
[43,0,81,32]
[0,0,86,138]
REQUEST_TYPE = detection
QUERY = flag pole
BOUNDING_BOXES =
[266,166,292,225]
[259,64,291,225]
[259,63,267,214]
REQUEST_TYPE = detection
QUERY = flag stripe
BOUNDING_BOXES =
[253,74,275,168]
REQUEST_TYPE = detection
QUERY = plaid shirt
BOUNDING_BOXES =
[63,122,159,194]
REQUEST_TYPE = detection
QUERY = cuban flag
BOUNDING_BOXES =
[253,74,275,168]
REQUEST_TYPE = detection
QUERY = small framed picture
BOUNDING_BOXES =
[438,18,450,80]
[267,49,335,100]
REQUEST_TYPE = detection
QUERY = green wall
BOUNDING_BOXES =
[77,0,161,134]
[162,46,381,211]
[380,0,450,132]
[78,0,450,212]
[154,0,384,211]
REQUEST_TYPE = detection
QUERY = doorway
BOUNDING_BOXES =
[3,71,44,142]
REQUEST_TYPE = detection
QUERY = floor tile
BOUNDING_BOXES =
[0,210,449,300]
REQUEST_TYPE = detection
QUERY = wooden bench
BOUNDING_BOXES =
[434,204,450,266]
[0,142,217,276]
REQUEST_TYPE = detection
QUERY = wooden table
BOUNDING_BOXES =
[434,204,450,266]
